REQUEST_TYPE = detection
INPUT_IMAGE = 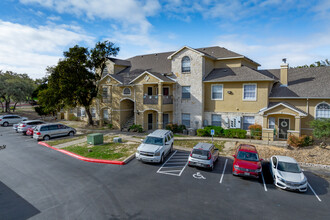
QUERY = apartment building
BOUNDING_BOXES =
[62,46,330,140]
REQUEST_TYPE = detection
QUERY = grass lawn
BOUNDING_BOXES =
[45,135,87,146]
[173,134,188,137]
[174,140,225,151]
[62,141,139,161]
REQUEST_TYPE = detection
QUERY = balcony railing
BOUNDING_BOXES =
[143,95,158,104]
[163,95,173,104]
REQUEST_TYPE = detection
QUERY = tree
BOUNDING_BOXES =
[44,41,119,125]
[310,118,330,148]
[296,59,330,68]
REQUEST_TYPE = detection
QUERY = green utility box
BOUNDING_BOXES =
[87,133,104,145]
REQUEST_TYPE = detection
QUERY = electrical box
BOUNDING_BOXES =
[87,133,104,145]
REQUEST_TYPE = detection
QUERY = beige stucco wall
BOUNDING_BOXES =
[204,81,270,113]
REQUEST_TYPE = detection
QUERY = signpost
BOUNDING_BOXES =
[211,129,215,144]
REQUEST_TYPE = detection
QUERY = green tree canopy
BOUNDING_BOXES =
[295,59,330,68]
[310,118,330,148]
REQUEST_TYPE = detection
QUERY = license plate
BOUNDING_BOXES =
[244,172,250,176]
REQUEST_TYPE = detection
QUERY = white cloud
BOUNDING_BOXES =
[47,15,61,21]
[0,20,94,79]
[214,31,330,69]
[20,0,161,34]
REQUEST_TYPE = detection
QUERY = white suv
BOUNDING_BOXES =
[136,129,174,163]
[0,115,28,127]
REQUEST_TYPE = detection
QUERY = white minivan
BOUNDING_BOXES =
[136,129,174,163]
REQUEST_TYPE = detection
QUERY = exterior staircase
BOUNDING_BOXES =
[121,116,134,132]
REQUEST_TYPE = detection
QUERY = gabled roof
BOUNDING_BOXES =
[100,74,123,84]
[259,66,330,98]
[167,46,211,59]
[203,66,274,82]
[129,71,175,84]
[259,102,308,117]
[108,58,131,66]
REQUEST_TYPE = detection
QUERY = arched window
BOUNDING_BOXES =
[316,103,330,119]
[123,87,131,95]
[181,56,190,73]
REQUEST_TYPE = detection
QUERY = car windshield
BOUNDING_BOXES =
[143,136,163,146]
[192,149,208,156]
[277,162,301,173]
[237,151,259,162]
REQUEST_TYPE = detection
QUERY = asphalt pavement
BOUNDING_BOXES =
[0,126,329,220]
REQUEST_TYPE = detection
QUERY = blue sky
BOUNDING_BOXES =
[0,0,329,79]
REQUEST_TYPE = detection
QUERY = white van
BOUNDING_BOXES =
[136,129,174,163]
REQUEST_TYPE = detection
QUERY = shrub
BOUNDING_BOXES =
[178,124,186,133]
[129,124,143,133]
[197,129,207,137]
[166,124,186,133]
[205,126,224,137]
[224,129,247,139]
[310,118,330,148]
[68,115,79,121]
[248,124,262,140]
[287,135,313,148]
[107,123,113,129]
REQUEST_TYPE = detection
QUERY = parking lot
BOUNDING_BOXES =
[1,126,330,219]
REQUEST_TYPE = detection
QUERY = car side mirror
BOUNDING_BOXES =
[232,155,236,158]
[260,158,264,162]
[140,139,144,142]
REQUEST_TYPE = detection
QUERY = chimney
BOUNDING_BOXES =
[280,58,288,86]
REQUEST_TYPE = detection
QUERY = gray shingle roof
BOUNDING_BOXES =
[203,66,275,82]
[264,67,330,98]
[108,58,131,66]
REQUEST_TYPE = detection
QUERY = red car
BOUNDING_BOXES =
[26,126,35,137]
[232,144,263,178]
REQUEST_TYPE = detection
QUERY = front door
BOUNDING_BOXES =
[148,113,153,130]
[279,118,290,139]
[163,87,169,96]
[163,114,169,128]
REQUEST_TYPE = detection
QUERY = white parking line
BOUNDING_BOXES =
[219,159,228,184]
[178,161,189,176]
[261,172,268,192]
[156,150,177,173]
[308,183,322,202]
[157,150,189,177]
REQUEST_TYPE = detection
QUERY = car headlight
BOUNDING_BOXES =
[154,151,160,156]
[277,176,286,183]
[234,165,239,169]
[136,150,140,154]
[301,178,307,185]
[256,168,262,172]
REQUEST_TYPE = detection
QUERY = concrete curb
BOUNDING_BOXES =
[123,153,136,164]
[38,142,125,165]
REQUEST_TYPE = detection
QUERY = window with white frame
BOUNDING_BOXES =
[77,108,81,117]
[123,87,131,95]
[316,103,330,119]
[182,86,191,99]
[212,114,221,126]
[91,107,96,118]
[268,117,275,129]
[211,85,223,100]
[243,84,257,100]
[243,116,255,130]
[81,107,86,117]
[103,109,109,119]
[182,113,190,128]
[182,56,191,73]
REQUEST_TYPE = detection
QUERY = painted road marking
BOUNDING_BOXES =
[193,172,206,179]
[308,183,322,202]
[261,172,268,192]
[157,150,189,176]
[219,159,228,184]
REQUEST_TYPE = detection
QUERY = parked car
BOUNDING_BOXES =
[0,115,28,127]
[13,119,28,132]
[188,143,219,170]
[136,129,174,163]
[26,126,36,137]
[270,155,308,192]
[232,144,263,178]
[33,123,76,141]
[17,120,45,135]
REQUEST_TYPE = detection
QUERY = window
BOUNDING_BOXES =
[211,85,223,100]
[243,84,257,100]
[211,114,221,126]
[81,108,86,117]
[163,87,169,96]
[102,87,108,98]
[182,86,191,99]
[182,113,190,128]
[316,103,330,119]
[103,109,109,119]
[91,108,96,118]
[182,56,191,73]
[123,88,131,95]
[77,108,81,117]
[147,87,153,95]
[268,117,275,129]
[243,116,255,130]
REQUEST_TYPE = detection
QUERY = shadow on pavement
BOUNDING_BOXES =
[0,181,40,220]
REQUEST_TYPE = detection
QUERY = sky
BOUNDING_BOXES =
[0,0,329,79]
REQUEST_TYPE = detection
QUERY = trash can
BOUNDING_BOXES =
[87,133,103,145]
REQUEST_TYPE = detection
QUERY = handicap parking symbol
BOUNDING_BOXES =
[193,172,206,180]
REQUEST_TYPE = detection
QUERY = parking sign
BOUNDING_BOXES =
[210,129,215,136]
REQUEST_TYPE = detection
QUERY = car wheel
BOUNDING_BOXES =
[210,163,214,171]
[3,122,9,127]
[23,132,26,135]
[160,154,164,164]
[68,131,74,136]
[43,135,50,141]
